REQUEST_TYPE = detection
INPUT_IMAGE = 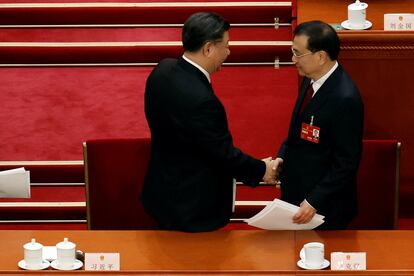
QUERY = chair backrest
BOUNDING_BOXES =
[348,139,401,230]
[230,139,401,230]
[83,138,157,230]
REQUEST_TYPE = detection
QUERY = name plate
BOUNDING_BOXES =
[330,252,366,270]
[85,253,120,271]
[384,13,414,30]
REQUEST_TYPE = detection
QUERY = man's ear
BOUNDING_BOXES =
[318,50,329,65]
[202,41,214,57]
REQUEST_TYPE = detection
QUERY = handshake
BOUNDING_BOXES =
[262,157,283,186]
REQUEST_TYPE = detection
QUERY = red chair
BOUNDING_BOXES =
[83,138,157,230]
[230,139,401,230]
[348,139,401,230]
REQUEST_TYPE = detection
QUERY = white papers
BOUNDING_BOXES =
[245,198,324,230]
[0,167,30,198]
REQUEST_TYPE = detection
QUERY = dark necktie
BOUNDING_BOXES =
[299,83,314,114]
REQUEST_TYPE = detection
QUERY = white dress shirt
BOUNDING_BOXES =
[310,61,338,97]
[182,54,211,83]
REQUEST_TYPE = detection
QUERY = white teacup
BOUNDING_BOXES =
[23,238,43,269]
[300,242,325,268]
[56,238,76,269]
[347,0,368,29]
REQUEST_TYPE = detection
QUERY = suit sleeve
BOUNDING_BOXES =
[277,139,288,159]
[182,98,266,186]
[306,96,364,210]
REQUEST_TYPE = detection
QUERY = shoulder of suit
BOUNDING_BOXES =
[157,58,178,67]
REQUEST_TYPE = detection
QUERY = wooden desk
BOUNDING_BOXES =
[296,231,414,272]
[297,0,414,30]
[1,230,295,274]
[2,230,414,275]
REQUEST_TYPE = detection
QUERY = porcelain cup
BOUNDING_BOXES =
[56,238,76,269]
[348,0,368,29]
[23,238,43,269]
[300,242,324,268]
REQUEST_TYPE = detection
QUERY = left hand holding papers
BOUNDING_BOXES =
[292,200,316,224]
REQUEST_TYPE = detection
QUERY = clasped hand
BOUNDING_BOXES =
[261,158,316,224]
[262,157,283,185]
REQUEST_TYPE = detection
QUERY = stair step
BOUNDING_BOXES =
[1,27,293,42]
[0,185,85,220]
[0,2,293,25]
[0,41,292,64]
[0,161,84,183]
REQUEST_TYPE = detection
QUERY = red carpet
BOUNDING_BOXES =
[0,67,150,160]
[0,66,297,160]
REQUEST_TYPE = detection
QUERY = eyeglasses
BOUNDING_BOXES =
[291,47,314,58]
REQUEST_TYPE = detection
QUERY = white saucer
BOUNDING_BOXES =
[297,259,330,270]
[18,259,50,270]
[341,20,372,30]
[51,259,83,271]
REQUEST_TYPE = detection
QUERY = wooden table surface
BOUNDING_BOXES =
[2,230,295,274]
[2,230,414,274]
[296,230,414,271]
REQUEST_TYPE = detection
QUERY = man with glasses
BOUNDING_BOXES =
[273,21,364,229]
[142,12,277,232]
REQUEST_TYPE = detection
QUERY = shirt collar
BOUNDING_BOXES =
[311,61,338,94]
[182,54,211,83]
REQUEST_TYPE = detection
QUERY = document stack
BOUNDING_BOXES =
[245,198,325,230]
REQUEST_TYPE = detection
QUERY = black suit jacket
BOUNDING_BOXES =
[278,64,364,229]
[142,58,265,232]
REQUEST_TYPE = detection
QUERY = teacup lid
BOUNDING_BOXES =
[348,0,368,10]
[23,238,43,250]
[56,237,76,250]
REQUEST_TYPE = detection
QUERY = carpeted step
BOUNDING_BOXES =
[0,186,85,220]
[0,27,293,42]
[0,1,295,64]
[0,41,292,64]
[0,161,85,223]
[0,2,293,25]
[0,161,83,183]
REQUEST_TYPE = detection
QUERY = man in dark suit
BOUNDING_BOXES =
[142,12,277,232]
[274,21,364,229]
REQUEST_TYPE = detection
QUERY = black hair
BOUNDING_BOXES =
[294,20,340,60]
[182,12,230,52]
